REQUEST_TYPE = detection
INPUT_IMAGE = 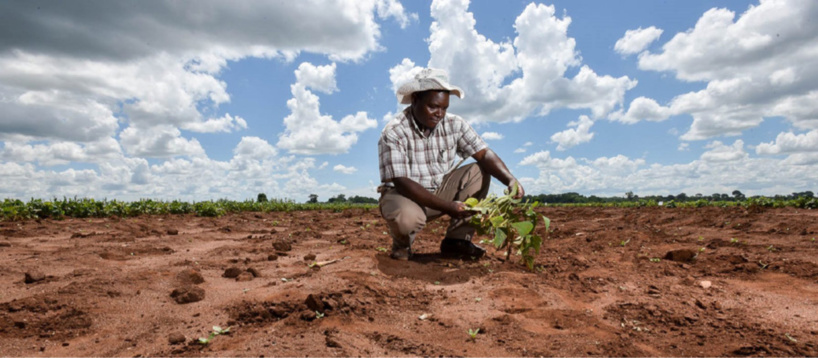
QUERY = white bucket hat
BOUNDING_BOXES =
[396,68,464,104]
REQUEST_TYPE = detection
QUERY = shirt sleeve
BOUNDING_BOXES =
[454,116,488,159]
[378,130,409,183]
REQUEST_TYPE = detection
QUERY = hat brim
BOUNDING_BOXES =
[397,78,463,104]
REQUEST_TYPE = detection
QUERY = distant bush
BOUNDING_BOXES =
[0,197,377,221]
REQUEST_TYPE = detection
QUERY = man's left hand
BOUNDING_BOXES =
[508,180,525,199]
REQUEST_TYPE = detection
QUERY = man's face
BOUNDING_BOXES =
[412,90,450,130]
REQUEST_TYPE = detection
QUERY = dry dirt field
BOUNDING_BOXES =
[1,206,817,356]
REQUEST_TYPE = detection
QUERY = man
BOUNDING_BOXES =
[378,68,524,261]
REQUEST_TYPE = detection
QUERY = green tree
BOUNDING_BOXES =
[307,194,318,204]
[732,190,745,201]
[327,194,346,203]
[257,193,268,203]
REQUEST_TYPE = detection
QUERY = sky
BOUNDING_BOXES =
[1,0,817,202]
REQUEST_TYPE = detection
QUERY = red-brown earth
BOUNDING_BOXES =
[1,206,817,356]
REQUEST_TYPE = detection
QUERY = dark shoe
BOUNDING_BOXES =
[390,247,412,261]
[440,238,485,259]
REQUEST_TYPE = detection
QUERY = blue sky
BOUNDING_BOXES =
[1,0,816,202]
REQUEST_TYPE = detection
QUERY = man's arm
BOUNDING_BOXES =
[472,148,525,199]
[391,177,472,218]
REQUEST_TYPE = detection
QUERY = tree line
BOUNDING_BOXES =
[523,190,815,204]
[273,190,816,205]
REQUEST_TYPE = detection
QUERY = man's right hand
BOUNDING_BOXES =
[445,201,472,219]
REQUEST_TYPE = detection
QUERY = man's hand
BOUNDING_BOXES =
[508,180,525,199]
[445,201,473,219]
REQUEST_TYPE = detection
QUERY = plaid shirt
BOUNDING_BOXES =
[379,107,487,191]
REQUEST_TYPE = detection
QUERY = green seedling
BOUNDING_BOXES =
[465,184,550,270]
[198,326,230,345]
[375,247,388,253]
[759,261,769,269]
[467,328,480,342]
[698,236,704,242]
[474,297,482,302]
[434,281,441,285]
[619,239,631,247]
[785,333,797,343]
[315,311,325,319]
[649,258,661,263]
[730,238,739,244]
[766,245,776,252]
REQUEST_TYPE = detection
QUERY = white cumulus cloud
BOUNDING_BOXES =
[389,0,636,125]
[614,26,664,55]
[633,0,818,140]
[518,147,815,197]
[551,115,594,151]
[700,140,748,162]
[277,62,378,155]
[481,132,504,140]
[333,164,358,174]
[0,0,411,199]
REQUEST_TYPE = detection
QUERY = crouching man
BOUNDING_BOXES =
[377,68,524,261]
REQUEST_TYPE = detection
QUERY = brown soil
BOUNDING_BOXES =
[1,206,817,356]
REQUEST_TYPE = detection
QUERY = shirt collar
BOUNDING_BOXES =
[404,107,438,138]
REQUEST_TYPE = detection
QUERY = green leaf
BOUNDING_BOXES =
[542,216,551,232]
[464,198,479,207]
[490,215,505,228]
[506,182,518,197]
[493,228,507,248]
[511,221,533,236]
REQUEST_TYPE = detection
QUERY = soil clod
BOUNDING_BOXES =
[170,286,205,304]
[24,271,46,284]
[176,268,205,285]
[664,249,697,262]
[236,272,254,282]
[305,294,324,312]
[273,239,292,252]
[300,310,317,321]
[223,267,243,278]
[168,332,186,345]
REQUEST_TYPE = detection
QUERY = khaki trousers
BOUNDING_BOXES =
[378,163,490,251]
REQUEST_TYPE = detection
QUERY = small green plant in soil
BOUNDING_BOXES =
[198,326,230,345]
[465,184,550,270]
[467,328,480,342]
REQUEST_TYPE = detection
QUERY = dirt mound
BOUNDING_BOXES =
[0,207,816,356]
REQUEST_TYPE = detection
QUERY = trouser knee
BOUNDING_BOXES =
[385,209,425,237]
